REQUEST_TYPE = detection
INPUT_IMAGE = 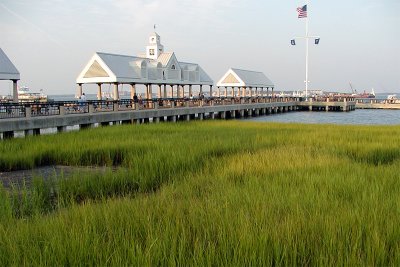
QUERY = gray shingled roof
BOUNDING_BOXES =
[231,68,274,87]
[0,48,20,80]
[199,67,213,83]
[158,52,174,67]
[97,52,142,79]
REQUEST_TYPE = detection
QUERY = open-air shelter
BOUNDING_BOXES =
[216,68,274,97]
[0,48,20,102]
[76,32,214,100]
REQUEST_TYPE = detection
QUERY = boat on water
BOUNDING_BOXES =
[351,88,375,98]
[18,86,48,103]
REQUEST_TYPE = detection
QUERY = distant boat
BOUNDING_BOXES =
[351,88,375,98]
[18,86,48,102]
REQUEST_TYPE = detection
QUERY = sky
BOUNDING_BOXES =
[0,0,399,95]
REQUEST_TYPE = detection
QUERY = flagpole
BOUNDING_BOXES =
[305,0,309,99]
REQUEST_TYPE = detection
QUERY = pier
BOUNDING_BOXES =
[0,97,298,138]
[297,97,356,111]
[355,98,400,110]
[0,96,358,139]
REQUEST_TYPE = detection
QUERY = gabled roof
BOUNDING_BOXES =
[77,52,213,85]
[97,52,142,80]
[199,67,213,84]
[217,68,274,88]
[157,52,174,67]
[0,48,20,80]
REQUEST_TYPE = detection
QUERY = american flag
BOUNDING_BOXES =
[297,5,307,18]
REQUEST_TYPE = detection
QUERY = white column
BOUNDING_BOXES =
[76,83,83,99]
[163,84,167,98]
[97,83,102,100]
[209,85,212,97]
[113,83,119,100]
[12,80,18,103]
[189,85,192,97]
[147,84,153,100]
[158,85,162,98]
[225,87,228,97]
[130,84,136,99]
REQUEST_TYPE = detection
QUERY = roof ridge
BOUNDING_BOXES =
[231,68,263,74]
[97,52,137,58]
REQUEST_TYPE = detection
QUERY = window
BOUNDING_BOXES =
[151,38,155,42]
[171,65,176,70]
[149,49,155,56]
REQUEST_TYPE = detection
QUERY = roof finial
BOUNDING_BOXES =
[154,24,156,31]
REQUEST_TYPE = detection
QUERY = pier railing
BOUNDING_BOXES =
[0,96,301,120]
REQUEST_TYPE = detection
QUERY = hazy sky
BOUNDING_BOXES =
[0,0,399,95]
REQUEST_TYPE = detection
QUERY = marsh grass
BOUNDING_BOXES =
[0,121,400,265]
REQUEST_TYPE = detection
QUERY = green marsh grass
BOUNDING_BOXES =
[0,121,400,265]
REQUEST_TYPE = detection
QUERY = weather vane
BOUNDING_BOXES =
[154,24,156,30]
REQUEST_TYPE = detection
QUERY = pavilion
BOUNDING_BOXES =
[0,48,20,102]
[216,68,274,97]
[76,32,214,100]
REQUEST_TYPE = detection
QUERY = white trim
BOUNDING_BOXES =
[165,53,181,70]
[216,69,245,87]
[76,53,117,83]
[0,73,20,80]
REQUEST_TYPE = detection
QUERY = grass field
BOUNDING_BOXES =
[0,121,399,265]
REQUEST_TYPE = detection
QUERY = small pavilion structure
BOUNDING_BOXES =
[76,32,214,100]
[216,68,274,97]
[0,48,20,102]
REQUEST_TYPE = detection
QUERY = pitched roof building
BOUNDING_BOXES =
[216,68,275,97]
[0,48,20,102]
[77,32,213,100]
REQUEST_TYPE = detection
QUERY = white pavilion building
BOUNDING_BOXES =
[216,68,275,97]
[0,48,20,102]
[76,32,214,100]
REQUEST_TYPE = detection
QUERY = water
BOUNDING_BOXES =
[247,109,400,125]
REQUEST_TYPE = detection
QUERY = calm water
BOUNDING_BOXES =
[247,109,400,125]
[50,95,400,126]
